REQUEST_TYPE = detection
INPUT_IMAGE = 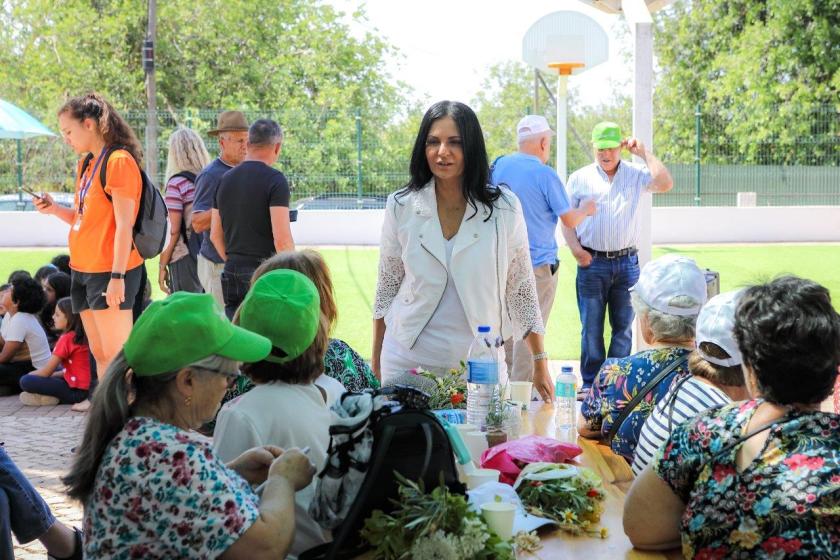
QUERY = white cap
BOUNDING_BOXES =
[696,290,744,367]
[516,115,554,142]
[630,254,707,316]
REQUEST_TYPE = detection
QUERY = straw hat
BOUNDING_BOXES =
[208,111,249,137]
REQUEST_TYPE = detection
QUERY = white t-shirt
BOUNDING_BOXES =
[213,381,332,558]
[632,376,730,475]
[0,311,51,368]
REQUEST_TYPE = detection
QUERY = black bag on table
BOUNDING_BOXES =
[301,387,465,560]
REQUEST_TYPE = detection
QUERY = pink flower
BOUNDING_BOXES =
[712,464,735,484]
[784,454,824,471]
[695,546,729,560]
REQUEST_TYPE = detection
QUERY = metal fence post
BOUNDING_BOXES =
[694,103,701,206]
[355,109,363,199]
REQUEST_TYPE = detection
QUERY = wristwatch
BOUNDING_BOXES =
[532,351,549,362]
[110,272,126,279]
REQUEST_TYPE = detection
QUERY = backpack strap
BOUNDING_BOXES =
[605,354,689,444]
[96,145,129,203]
[78,153,94,183]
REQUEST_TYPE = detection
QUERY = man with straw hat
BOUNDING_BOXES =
[192,111,249,307]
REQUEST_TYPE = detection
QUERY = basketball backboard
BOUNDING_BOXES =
[522,11,609,75]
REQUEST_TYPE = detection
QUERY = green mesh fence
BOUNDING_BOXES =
[1,105,837,208]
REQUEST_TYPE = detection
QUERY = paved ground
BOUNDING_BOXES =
[1,396,86,559]
[3,360,580,558]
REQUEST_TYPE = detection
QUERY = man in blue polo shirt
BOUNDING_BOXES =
[491,115,596,383]
[191,111,249,307]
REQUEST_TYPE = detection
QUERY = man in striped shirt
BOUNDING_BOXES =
[632,290,749,474]
[562,122,674,392]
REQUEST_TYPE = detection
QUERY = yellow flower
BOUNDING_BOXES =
[728,529,760,549]
[562,510,578,523]
[763,447,785,466]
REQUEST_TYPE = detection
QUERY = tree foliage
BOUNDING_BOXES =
[653,0,839,165]
[0,0,410,195]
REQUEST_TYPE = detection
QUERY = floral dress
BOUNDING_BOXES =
[85,417,260,559]
[581,347,691,461]
[654,399,840,559]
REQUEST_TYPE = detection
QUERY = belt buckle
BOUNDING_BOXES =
[605,249,618,259]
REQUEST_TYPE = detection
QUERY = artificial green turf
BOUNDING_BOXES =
[2,244,839,359]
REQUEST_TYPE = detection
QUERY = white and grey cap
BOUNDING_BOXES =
[629,254,708,316]
[695,289,744,367]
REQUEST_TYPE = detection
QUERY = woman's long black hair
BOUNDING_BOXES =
[397,101,501,220]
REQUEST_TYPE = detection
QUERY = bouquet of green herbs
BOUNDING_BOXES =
[515,462,608,538]
[361,473,515,559]
[410,362,467,410]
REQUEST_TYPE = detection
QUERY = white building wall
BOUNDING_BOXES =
[1,206,839,248]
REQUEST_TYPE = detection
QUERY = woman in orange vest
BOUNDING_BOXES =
[34,92,144,411]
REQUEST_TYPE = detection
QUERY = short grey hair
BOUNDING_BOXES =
[248,119,284,146]
[631,291,699,342]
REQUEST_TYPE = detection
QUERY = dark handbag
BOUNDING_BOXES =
[605,354,689,444]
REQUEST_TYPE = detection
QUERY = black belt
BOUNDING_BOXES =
[581,246,637,259]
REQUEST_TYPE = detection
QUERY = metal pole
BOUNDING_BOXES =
[533,69,539,115]
[556,74,568,183]
[694,103,701,206]
[144,0,158,182]
[355,109,363,200]
[16,139,23,204]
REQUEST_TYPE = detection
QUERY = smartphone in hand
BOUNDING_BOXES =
[20,187,43,200]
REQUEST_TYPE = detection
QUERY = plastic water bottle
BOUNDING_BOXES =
[555,366,577,429]
[466,325,501,430]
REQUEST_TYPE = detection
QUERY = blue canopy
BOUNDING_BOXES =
[0,99,55,139]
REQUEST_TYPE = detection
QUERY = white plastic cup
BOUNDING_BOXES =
[463,430,489,465]
[466,468,501,490]
[481,501,516,539]
[509,381,533,406]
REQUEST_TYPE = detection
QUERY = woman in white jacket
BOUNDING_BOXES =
[372,101,554,402]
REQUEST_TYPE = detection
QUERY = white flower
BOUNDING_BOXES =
[458,517,490,556]
[409,530,460,560]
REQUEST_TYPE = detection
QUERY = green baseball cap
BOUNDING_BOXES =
[592,121,622,149]
[238,269,321,364]
[123,292,272,377]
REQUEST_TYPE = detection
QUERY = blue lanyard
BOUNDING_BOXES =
[78,149,108,215]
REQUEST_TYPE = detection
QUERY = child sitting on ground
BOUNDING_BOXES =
[0,277,51,395]
[19,297,90,406]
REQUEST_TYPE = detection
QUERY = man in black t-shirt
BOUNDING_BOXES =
[210,119,294,318]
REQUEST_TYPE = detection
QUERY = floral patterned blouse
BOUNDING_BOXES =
[581,347,691,461]
[85,417,260,559]
[654,399,840,559]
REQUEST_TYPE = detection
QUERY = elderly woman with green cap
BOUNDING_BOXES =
[63,292,316,559]
[214,269,333,557]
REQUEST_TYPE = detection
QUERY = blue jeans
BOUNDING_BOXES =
[19,374,88,404]
[0,444,55,560]
[221,257,261,319]
[576,253,640,387]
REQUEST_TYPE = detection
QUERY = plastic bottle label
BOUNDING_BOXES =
[555,381,576,398]
[467,360,499,384]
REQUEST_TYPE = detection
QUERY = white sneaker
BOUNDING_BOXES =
[19,392,60,406]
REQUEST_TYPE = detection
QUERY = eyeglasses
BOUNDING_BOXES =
[197,367,241,389]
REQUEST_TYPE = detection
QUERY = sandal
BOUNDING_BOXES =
[48,527,83,560]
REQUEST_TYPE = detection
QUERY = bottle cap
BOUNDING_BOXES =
[561,366,573,373]
[477,325,491,333]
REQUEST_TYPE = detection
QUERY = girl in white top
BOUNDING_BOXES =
[0,277,51,390]
[372,101,553,402]
[214,269,333,558]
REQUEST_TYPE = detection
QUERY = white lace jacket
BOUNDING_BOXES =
[373,180,544,351]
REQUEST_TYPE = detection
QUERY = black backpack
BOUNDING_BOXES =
[79,146,169,259]
[168,171,201,260]
[302,388,465,560]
